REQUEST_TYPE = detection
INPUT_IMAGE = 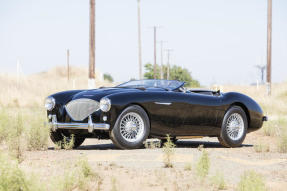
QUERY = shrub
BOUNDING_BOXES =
[262,117,287,137]
[162,135,175,168]
[278,130,287,153]
[237,170,266,191]
[184,163,192,171]
[0,109,9,143]
[196,150,210,178]
[103,73,114,82]
[0,154,41,191]
[63,135,75,150]
[211,172,226,190]
[55,157,102,191]
[27,117,49,151]
[254,143,270,153]
[111,177,117,191]
[7,113,25,162]
[262,123,276,136]
[76,157,95,178]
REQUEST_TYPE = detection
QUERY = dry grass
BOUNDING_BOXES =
[254,143,270,153]
[0,66,113,108]
[221,83,287,117]
[222,83,287,153]
[0,67,286,190]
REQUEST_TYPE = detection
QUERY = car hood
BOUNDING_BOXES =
[71,87,141,101]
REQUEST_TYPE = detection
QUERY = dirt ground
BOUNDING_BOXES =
[20,132,287,191]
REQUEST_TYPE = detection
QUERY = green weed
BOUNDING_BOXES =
[211,172,226,190]
[237,170,266,191]
[196,150,210,178]
[162,134,175,168]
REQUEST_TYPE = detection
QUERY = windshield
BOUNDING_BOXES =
[117,79,184,90]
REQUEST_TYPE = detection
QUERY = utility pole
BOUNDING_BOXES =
[255,65,266,84]
[153,26,157,79]
[149,26,161,79]
[137,0,142,79]
[89,0,96,88]
[165,49,173,80]
[267,0,272,95]
[157,41,167,79]
[67,49,70,81]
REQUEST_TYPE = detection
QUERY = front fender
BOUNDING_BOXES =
[222,92,264,132]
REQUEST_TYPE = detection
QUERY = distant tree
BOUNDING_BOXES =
[144,63,200,87]
[103,73,114,82]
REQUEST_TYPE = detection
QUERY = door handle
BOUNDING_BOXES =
[154,102,172,105]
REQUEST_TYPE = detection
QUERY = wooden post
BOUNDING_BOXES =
[165,49,173,80]
[137,0,142,79]
[67,49,70,81]
[153,26,157,79]
[158,41,167,79]
[267,0,272,95]
[89,0,96,85]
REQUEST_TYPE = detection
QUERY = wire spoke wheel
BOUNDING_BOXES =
[226,113,244,141]
[119,112,145,143]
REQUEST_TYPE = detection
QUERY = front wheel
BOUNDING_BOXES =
[110,105,150,149]
[218,106,248,148]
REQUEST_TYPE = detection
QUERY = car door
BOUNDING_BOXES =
[179,92,222,136]
[145,91,190,137]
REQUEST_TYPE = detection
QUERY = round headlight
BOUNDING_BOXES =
[45,97,55,111]
[100,98,111,112]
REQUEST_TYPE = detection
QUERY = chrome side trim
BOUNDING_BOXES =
[154,102,172,105]
[49,115,109,133]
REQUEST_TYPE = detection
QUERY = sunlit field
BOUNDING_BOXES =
[0,67,286,190]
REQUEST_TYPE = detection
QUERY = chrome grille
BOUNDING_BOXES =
[65,98,100,121]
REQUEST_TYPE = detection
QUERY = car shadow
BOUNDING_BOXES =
[48,140,253,150]
[175,140,253,148]
[77,143,118,150]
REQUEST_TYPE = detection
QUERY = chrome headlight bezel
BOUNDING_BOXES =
[100,97,111,112]
[45,96,56,111]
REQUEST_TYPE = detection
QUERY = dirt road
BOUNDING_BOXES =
[20,133,287,191]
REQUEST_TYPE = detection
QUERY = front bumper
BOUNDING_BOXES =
[48,115,110,133]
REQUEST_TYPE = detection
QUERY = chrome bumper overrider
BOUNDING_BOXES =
[48,115,110,133]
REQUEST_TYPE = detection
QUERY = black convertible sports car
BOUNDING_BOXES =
[45,79,267,149]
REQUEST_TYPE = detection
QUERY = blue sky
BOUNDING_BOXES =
[0,0,286,85]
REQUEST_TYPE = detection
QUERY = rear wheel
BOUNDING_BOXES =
[110,105,150,149]
[218,106,247,147]
[50,130,85,149]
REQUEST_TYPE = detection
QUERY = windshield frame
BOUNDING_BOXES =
[116,79,185,91]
